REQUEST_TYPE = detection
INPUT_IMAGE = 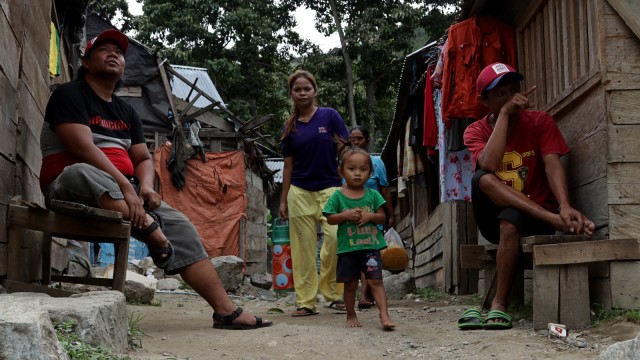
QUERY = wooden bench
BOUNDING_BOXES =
[1,199,131,296]
[460,235,627,329]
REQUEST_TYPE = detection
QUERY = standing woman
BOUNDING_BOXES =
[349,125,395,308]
[279,70,350,316]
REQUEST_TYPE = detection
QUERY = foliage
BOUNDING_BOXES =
[292,0,460,148]
[458,293,483,307]
[179,281,193,290]
[88,0,137,32]
[127,313,146,348]
[55,320,133,360]
[592,306,640,326]
[507,302,533,322]
[412,287,448,301]
[135,0,308,140]
[88,0,460,152]
[266,208,273,247]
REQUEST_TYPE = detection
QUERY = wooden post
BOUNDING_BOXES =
[533,264,559,329]
[559,264,590,328]
[156,58,179,129]
[7,227,22,281]
[41,232,52,285]
[464,202,479,294]
[112,235,130,292]
[442,202,453,293]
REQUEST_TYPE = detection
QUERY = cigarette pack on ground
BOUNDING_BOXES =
[548,323,567,337]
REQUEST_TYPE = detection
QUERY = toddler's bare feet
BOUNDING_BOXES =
[345,315,362,328]
[380,314,396,330]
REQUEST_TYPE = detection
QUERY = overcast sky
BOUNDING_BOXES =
[126,1,339,51]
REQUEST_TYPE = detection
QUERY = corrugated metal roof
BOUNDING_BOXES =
[265,158,284,184]
[170,65,226,109]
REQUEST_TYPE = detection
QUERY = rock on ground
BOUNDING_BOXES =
[211,255,244,291]
[596,332,640,360]
[0,290,128,358]
[0,295,69,360]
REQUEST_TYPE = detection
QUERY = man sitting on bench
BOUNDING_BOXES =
[39,29,271,330]
[461,63,595,329]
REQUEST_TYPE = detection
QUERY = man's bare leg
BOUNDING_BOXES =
[100,194,267,326]
[181,259,266,326]
[487,220,520,324]
[478,174,567,229]
[100,195,169,255]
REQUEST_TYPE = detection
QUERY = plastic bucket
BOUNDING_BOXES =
[271,218,293,291]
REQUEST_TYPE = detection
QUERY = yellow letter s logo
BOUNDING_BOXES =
[496,151,524,191]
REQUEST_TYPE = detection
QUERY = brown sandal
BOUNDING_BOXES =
[213,307,273,329]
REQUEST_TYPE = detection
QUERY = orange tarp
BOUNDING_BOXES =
[154,144,246,257]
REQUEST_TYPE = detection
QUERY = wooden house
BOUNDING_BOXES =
[0,2,275,286]
[383,0,640,308]
[0,0,52,282]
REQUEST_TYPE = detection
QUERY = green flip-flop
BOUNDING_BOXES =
[483,309,513,330]
[457,308,484,330]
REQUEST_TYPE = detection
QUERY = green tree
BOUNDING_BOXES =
[88,0,459,150]
[133,0,317,140]
[295,0,459,148]
[88,0,137,32]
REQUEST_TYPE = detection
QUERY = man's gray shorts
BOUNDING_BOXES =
[45,163,209,275]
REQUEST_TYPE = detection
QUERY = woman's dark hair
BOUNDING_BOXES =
[334,134,373,170]
[349,125,370,141]
[280,70,318,140]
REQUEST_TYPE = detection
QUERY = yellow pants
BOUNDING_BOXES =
[288,185,344,311]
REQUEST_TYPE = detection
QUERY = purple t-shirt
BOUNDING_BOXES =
[281,107,349,191]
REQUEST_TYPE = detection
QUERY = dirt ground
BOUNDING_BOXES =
[120,291,640,360]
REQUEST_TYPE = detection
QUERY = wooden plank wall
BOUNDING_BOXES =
[517,0,600,111]
[402,169,476,292]
[413,204,444,289]
[515,0,640,309]
[601,0,640,308]
[516,0,609,231]
[600,0,640,240]
[244,169,267,274]
[0,1,51,280]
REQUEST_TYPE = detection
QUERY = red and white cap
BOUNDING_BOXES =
[84,29,129,57]
[476,62,524,94]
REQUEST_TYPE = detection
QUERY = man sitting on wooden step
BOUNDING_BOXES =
[39,28,271,330]
[461,62,595,330]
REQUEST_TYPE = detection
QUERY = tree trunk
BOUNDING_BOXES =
[328,0,356,127]
[365,63,378,151]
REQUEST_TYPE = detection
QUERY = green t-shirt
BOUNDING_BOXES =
[323,188,387,254]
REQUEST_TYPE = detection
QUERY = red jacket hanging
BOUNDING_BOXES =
[423,67,437,153]
[441,16,517,127]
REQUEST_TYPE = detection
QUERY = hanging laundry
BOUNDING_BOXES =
[423,67,437,154]
[441,16,517,127]
[430,38,448,89]
[49,22,60,78]
[403,117,425,178]
[434,89,473,202]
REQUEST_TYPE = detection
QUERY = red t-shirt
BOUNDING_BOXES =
[463,110,570,211]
